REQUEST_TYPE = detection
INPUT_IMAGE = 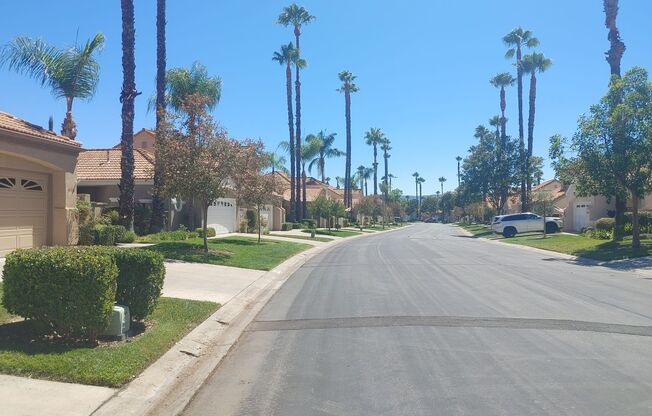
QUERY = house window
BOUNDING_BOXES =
[0,177,16,189]
[21,179,43,191]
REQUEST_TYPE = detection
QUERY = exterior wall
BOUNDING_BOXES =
[133,130,155,150]
[0,133,80,247]
[563,184,614,232]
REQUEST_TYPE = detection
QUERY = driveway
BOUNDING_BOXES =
[184,223,652,416]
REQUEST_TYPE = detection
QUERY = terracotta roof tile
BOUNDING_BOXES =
[0,111,81,147]
[76,148,154,181]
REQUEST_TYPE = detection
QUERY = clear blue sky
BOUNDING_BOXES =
[1,1,651,195]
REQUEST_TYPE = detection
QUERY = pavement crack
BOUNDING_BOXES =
[247,315,652,338]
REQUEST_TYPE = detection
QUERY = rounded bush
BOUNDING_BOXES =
[195,227,216,238]
[2,247,118,338]
[595,217,615,231]
[281,223,293,231]
[78,223,96,245]
[108,248,165,321]
[120,231,137,243]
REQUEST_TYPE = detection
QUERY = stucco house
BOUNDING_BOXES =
[0,112,81,256]
[273,171,363,209]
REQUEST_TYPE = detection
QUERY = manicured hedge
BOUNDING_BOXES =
[595,217,615,231]
[195,227,217,238]
[109,248,165,321]
[281,222,293,231]
[302,219,317,229]
[78,224,130,246]
[2,247,118,338]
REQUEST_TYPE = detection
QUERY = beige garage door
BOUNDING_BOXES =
[0,169,48,257]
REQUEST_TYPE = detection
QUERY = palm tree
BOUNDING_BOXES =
[412,172,420,217]
[307,130,343,182]
[364,127,385,195]
[382,173,397,191]
[356,165,366,196]
[363,167,373,196]
[0,33,105,139]
[273,43,300,221]
[162,61,221,230]
[150,0,167,233]
[335,176,345,189]
[118,0,139,231]
[381,140,391,199]
[489,72,515,149]
[302,135,322,218]
[455,156,462,188]
[267,147,288,174]
[338,70,359,209]
[504,27,538,212]
[438,176,447,195]
[278,4,315,222]
[417,177,426,213]
[521,52,552,198]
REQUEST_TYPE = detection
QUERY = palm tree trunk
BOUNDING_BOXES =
[383,152,389,201]
[295,63,302,221]
[202,202,209,252]
[61,96,77,139]
[320,156,325,183]
[344,87,352,209]
[526,72,537,200]
[150,0,167,233]
[285,63,296,222]
[415,180,419,218]
[302,165,307,220]
[516,44,527,212]
[373,144,378,195]
[364,179,368,196]
[119,0,137,232]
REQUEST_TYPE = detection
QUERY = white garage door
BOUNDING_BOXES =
[0,169,48,257]
[206,198,236,234]
[573,203,591,231]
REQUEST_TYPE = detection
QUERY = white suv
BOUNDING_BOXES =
[491,212,563,238]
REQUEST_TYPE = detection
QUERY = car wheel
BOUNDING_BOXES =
[503,227,517,238]
[545,222,559,234]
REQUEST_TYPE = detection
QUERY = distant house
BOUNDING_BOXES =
[272,171,363,209]
[77,129,284,233]
[506,179,614,232]
[0,111,81,256]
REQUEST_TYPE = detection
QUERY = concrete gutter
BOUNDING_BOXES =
[91,224,410,416]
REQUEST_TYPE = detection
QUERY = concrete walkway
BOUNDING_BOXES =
[0,375,115,416]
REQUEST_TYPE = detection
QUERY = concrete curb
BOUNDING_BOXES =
[91,224,410,416]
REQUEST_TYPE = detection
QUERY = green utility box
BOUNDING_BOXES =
[102,305,130,339]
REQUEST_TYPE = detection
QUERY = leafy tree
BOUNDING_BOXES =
[158,96,242,252]
[551,67,652,248]
[0,33,104,139]
[273,43,301,221]
[150,0,167,233]
[338,70,359,209]
[530,156,544,185]
[364,128,386,194]
[119,0,139,232]
[521,52,552,198]
[504,27,539,211]
[307,130,343,182]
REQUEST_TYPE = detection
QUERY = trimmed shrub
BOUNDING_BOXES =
[134,205,152,236]
[595,217,615,231]
[95,224,116,246]
[77,199,92,224]
[246,210,257,233]
[2,247,118,338]
[120,231,137,243]
[584,228,611,240]
[79,223,96,245]
[281,222,293,231]
[302,219,317,229]
[99,209,120,226]
[108,248,165,321]
[291,222,302,229]
[196,227,217,238]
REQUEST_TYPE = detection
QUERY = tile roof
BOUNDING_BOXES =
[76,148,154,181]
[0,111,81,147]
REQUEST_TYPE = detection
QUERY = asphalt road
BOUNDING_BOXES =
[183,224,652,416]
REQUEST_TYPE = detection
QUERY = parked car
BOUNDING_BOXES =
[490,212,563,238]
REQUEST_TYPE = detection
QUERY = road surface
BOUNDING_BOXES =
[183,224,652,416]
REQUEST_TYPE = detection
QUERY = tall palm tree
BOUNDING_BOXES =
[278,4,315,222]
[489,72,515,149]
[438,176,447,195]
[504,27,538,212]
[338,70,359,209]
[363,167,373,196]
[417,177,425,213]
[307,130,343,182]
[302,135,322,218]
[604,0,626,241]
[364,127,385,195]
[150,0,167,233]
[521,52,552,198]
[0,33,105,139]
[412,172,420,217]
[267,147,288,174]
[455,156,462,188]
[335,176,345,189]
[119,0,139,231]
[382,173,397,191]
[381,140,391,199]
[273,43,300,221]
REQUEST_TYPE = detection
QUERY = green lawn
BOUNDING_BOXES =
[301,228,362,238]
[269,234,333,243]
[148,236,310,270]
[0,297,218,387]
[457,223,652,262]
